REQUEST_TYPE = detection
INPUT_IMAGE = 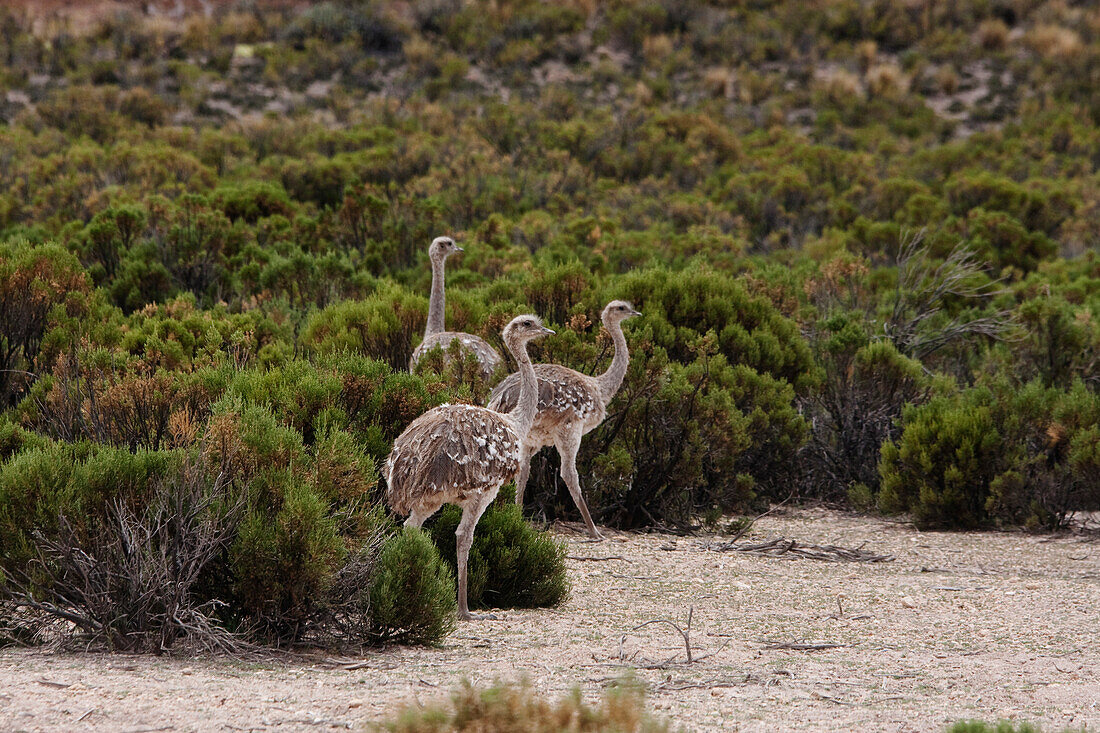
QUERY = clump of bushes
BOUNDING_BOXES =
[0,441,461,650]
[0,449,243,653]
[380,678,669,733]
[878,380,1100,530]
[429,493,569,612]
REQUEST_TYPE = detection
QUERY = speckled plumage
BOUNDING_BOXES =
[487,301,640,540]
[410,331,503,380]
[487,363,604,447]
[408,236,504,379]
[384,403,522,515]
[385,314,553,620]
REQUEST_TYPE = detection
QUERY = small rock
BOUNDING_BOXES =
[901,596,918,608]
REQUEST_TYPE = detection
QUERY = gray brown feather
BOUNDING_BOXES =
[488,364,604,447]
[410,331,503,379]
[384,404,522,515]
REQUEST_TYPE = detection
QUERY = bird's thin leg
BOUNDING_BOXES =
[514,445,535,506]
[558,435,604,541]
[456,493,498,621]
[404,504,437,529]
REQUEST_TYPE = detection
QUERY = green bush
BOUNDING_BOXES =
[229,476,345,640]
[302,285,428,369]
[365,527,457,646]
[879,381,1100,529]
[615,265,815,390]
[879,389,1000,529]
[429,495,569,611]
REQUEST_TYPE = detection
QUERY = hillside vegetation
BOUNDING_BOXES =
[0,0,1098,649]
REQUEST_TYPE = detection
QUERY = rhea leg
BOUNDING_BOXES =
[404,502,439,529]
[557,435,603,541]
[514,445,535,506]
[456,492,496,621]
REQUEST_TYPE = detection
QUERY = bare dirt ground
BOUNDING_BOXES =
[2,508,1099,732]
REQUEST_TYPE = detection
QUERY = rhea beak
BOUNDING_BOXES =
[542,326,556,335]
[629,308,642,317]
[454,246,464,252]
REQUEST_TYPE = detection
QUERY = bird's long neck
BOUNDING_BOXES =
[505,337,539,438]
[596,319,629,407]
[425,256,446,337]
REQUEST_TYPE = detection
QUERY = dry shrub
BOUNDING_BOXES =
[703,67,735,99]
[0,242,91,407]
[856,40,878,73]
[0,454,248,654]
[642,34,674,64]
[817,68,864,103]
[380,678,669,733]
[27,352,214,451]
[936,64,959,95]
[1028,25,1082,60]
[975,19,1010,51]
[865,63,909,98]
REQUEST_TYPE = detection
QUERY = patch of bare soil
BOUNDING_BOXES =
[2,508,1099,732]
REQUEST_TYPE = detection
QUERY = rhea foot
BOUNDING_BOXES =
[458,610,501,621]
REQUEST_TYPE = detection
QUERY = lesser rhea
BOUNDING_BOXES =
[488,300,640,540]
[385,314,554,620]
[408,236,503,379]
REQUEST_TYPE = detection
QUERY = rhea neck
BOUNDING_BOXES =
[425,254,447,337]
[503,336,539,438]
[596,317,630,406]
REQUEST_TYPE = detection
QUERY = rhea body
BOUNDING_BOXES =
[385,314,554,620]
[409,236,503,380]
[487,301,640,540]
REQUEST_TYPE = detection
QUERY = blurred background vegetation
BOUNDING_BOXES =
[1,0,1098,649]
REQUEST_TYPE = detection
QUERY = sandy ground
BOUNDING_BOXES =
[1,508,1099,732]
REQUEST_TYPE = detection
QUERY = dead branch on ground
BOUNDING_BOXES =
[706,536,893,563]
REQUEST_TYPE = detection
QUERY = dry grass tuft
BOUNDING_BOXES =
[378,678,671,733]
[1027,24,1082,60]
[865,62,909,98]
[642,35,674,64]
[975,19,1010,51]
[702,67,736,99]
[936,64,960,95]
[856,40,878,73]
[817,68,864,103]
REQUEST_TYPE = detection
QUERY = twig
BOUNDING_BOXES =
[618,607,698,666]
[760,641,846,651]
[566,555,627,562]
[607,571,657,580]
[811,690,856,706]
[77,708,96,722]
[654,675,752,691]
